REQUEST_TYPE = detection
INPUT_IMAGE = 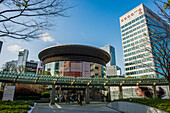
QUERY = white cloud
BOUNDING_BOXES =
[7,44,21,53]
[39,33,55,42]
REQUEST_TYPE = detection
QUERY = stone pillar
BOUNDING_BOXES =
[152,85,157,98]
[51,84,55,104]
[59,86,61,95]
[107,86,111,102]
[85,86,90,104]
[119,86,123,99]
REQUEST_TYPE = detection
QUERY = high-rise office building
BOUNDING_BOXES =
[101,45,116,66]
[101,45,122,77]
[120,4,169,78]
[17,49,29,66]
[3,49,38,74]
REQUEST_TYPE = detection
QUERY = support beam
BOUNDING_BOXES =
[51,84,55,105]
[107,86,111,102]
[152,85,157,98]
[119,86,123,99]
[85,86,90,104]
[59,86,61,95]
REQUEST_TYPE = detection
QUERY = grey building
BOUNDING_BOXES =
[17,49,29,66]
[101,45,116,66]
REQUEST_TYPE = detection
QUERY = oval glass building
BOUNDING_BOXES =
[38,44,111,78]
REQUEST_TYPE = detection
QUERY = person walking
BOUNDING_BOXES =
[77,93,83,106]
[58,94,61,103]
[66,94,70,104]
[71,94,75,104]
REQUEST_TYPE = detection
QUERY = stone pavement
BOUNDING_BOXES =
[32,103,121,113]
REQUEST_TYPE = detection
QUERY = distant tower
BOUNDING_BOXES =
[17,49,29,66]
[101,45,116,66]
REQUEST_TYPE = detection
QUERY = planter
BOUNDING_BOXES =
[107,101,168,113]
[39,98,49,103]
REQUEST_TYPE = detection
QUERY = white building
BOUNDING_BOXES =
[120,4,169,78]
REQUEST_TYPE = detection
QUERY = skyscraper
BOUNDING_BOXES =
[120,4,169,78]
[101,44,116,66]
[17,49,29,66]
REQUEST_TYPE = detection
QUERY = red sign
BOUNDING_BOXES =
[59,72,82,77]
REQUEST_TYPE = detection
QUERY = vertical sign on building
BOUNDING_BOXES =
[0,41,3,54]
[70,62,82,77]
[82,62,90,77]
[2,86,15,101]
[63,62,70,72]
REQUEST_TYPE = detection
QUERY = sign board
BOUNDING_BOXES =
[82,62,90,77]
[2,86,15,101]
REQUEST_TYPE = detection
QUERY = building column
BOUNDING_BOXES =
[85,86,90,104]
[152,85,157,98]
[51,84,55,104]
[59,86,61,95]
[107,86,111,102]
[119,86,123,99]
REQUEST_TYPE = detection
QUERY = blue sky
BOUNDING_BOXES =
[0,0,156,74]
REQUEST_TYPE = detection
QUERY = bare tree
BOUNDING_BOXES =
[2,62,17,72]
[0,0,73,40]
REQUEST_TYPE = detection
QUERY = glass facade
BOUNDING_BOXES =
[44,61,106,78]
[120,4,169,78]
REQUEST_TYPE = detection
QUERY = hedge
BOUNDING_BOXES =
[0,109,27,113]
[0,100,34,106]
[41,92,50,98]
[16,96,40,100]
[0,101,34,113]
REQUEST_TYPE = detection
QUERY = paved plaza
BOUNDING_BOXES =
[32,103,120,113]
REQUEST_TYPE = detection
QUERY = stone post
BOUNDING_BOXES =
[119,86,123,99]
[152,85,157,98]
[51,84,55,104]
[107,86,111,102]
[59,86,61,95]
[85,86,90,104]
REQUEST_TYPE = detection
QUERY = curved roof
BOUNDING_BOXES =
[38,44,111,66]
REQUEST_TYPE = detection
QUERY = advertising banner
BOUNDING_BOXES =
[82,62,90,77]
[71,62,82,72]
[63,72,82,77]
[2,86,15,101]
[59,61,70,72]
[63,62,70,72]
[111,86,170,100]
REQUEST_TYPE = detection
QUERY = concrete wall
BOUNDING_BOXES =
[107,101,168,113]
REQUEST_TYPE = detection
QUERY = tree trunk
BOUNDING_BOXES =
[168,80,170,93]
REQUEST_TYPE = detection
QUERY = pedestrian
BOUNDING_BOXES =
[58,94,61,103]
[71,94,75,103]
[66,94,70,104]
[77,93,83,106]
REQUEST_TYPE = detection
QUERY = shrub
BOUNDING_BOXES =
[41,92,50,98]
[16,96,40,100]
[0,109,27,113]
